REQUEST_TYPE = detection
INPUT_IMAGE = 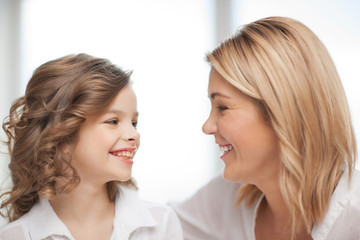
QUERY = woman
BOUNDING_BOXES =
[171,17,359,240]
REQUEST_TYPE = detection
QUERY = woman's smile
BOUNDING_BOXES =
[219,144,233,159]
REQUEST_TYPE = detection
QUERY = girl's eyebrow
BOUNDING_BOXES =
[107,109,124,114]
[107,109,139,117]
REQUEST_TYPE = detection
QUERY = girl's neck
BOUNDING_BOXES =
[49,181,115,222]
[48,182,116,240]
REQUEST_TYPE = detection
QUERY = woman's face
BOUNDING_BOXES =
[71,84,140,185]
[203,68,281,185]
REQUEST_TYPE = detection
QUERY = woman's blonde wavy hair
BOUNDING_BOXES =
[206,16,357,237]
[1,53,136,222]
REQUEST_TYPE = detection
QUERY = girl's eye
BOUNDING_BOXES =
[132,121,138,128]
[217,105,228,111]
[106,119,118,125]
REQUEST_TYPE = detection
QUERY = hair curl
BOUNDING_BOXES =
[207,16,357,238]
[1,53,136,221]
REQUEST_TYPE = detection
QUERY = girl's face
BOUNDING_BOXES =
[203,68,281,185]
[71,84,140,185]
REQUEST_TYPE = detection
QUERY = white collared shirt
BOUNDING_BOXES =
[170,170,360,240]
[0,185,183,240]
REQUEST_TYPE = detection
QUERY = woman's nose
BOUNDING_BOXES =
[202,115,217,135]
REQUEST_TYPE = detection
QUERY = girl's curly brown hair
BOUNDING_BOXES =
[1,53,136,221]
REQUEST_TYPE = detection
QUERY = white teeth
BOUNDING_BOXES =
[114,151,134,158]
[219,145,233,153]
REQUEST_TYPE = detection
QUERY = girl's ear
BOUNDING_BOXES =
[62,144,72,155]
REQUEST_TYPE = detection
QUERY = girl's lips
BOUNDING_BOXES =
[110,147,137,164]
[117,157,134,164]
[111,154,134,164]
[110,147,137,153]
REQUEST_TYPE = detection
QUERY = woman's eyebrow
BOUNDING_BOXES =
[210,92,230,100]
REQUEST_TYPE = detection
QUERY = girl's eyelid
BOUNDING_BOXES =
[132,118,138,127]
[102,113,119,122]
[105,118,119,124]
[103,113,138,126]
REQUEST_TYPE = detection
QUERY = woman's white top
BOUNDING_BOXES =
[170,169,360,240]
[0,185,183,240]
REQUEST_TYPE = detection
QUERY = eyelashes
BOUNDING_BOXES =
[217,105,228,111]
[105,119,138,128]
[106,119,119,125]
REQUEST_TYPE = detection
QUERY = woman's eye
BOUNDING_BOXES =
[106,119,118,125]
[217,105,228,111]
[132,121,138,128]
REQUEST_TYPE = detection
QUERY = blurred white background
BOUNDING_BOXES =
[1,0,359,227]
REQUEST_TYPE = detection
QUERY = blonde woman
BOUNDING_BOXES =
[171,17,359,240]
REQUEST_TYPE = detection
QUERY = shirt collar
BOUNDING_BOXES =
[25,185,157,240]
[311,169,353,239]
[27,198,75,240]
[113,185,157,235]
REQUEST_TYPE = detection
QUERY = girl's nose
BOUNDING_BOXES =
[125,125,140,143]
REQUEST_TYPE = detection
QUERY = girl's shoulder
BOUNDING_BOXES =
[116,185,179,222]
[0,214,31,240]
[114,185,183,239]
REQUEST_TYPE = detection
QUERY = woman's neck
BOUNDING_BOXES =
[255,178,312,240]
[259,180,289,226]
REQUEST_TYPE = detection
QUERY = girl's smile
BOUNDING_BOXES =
[110,147,137,164]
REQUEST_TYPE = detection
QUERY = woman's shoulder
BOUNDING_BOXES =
[168,176,251,240]
[348,169,360,206]
[169,175,243,219]
[141,199,176,212]
[328,168,360,213]
[188,175,243,200]
[312,169,360,239]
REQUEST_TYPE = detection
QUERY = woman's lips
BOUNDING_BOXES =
[219,144,233,159]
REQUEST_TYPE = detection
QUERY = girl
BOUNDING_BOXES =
[0,54,183,240]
